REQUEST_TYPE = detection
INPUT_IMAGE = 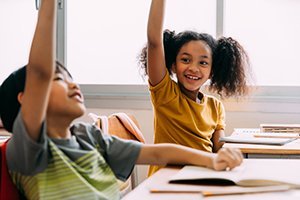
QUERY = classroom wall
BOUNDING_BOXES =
[75,99,300,186]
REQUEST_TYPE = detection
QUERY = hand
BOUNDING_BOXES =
[211,148,243,171]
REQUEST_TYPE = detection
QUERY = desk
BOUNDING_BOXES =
[123,163,300,200]
[223,132,300,159]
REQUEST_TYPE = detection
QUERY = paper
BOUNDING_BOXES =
[169,159,300,188]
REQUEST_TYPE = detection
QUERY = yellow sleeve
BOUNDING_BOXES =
[216,100,226,130]
[148,71,179,106]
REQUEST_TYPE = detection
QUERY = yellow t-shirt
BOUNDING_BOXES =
[148,72,225,176]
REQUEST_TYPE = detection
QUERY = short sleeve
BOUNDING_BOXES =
[102,136,142,181]
[216,101,226,130]
[85,124,142,181]
[6,111,49,175]
[149,70,179,106]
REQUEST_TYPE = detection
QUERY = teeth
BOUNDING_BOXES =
[186,75,199,80]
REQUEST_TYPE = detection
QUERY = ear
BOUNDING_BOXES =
[17,92,24,104]
[171,63,177,74]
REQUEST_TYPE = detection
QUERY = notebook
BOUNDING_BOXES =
[169,159,300,188]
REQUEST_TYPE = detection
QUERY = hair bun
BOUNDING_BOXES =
[218,37,238,48]
[163,29,175,43]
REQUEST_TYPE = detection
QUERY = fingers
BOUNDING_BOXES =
[213,148,243,171]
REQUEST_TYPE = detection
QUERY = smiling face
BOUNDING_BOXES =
[172,40,212,100]
[47,66,86,122]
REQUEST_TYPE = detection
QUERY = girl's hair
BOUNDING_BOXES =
[138,29,250,97]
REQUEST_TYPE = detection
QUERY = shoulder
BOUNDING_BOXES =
[70,122,103,142]
[204,94,223,107]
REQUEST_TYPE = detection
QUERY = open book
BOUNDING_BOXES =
[169,159,300,188]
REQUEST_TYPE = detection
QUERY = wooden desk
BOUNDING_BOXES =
[223,132,300,159]
[123,162,300,200]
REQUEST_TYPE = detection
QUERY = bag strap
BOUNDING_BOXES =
[88,113,109,134]
[111,113,146,143]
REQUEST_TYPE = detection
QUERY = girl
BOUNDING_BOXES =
[139,0,250,176]
[0,0,243,199]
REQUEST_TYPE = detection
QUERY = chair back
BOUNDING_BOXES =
[0,141,20,200]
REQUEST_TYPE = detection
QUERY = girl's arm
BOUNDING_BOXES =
[21,0,57,141]
[136,144,243,171]
[147,0,167,86]
[211,129,225,153]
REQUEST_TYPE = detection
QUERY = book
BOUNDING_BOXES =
[169,159,300,188]
[253,132,300,139]
[260,124,300,133]
[150,185,290,196]
[219,136,296,145]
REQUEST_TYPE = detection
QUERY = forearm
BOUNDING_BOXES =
[212,130,225,153]
[28,0,56,78]
[136,144,214,169]
[147,0,165,46]
[22,0,57,141]
[147,0,167,85]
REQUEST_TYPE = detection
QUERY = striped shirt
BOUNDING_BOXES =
[7,112,142,200]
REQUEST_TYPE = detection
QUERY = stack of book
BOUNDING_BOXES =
[260,124,300,133]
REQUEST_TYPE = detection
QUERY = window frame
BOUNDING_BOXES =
[58,0,300,111]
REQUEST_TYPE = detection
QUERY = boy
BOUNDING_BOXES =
[0,0,242,199]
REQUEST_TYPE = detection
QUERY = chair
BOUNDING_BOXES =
[0,140,21,200]
[88,112,146,196]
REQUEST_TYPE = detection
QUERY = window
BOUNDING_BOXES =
[0,1,37,84]
[66,0,216,84]
[1,0,299,96]
[224,0,300,86]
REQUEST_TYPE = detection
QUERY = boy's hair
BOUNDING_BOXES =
[0,66,26,133]
[139,29,250,97]
[0,61,68,132]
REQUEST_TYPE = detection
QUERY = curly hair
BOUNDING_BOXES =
[138,30,250,98]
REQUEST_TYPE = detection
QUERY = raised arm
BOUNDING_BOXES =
[147,0,167,85]
[21,0,57,141]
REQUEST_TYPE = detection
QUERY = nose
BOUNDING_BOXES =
[68,81,80,90]
[189,62,200,73]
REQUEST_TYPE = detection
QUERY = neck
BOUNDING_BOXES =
[178,83,200,101]
[46,116,73,139]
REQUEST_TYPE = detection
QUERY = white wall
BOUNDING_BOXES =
[75,97,300,186]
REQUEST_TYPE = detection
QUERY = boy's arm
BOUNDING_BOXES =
[136,144,243,171]
[21,0,57,141]
[147,0,167,86]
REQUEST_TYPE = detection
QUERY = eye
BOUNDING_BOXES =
[54,74,64,81]
[181,58,190,63]
[200,61,208,65]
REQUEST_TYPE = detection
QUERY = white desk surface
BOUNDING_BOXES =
[123,164,300,200]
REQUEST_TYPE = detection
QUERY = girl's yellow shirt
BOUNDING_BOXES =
[148,72,225,176]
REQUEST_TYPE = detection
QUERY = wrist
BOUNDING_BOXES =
[206,153,216,169]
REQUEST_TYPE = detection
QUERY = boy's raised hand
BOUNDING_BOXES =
[211,148,243,171]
